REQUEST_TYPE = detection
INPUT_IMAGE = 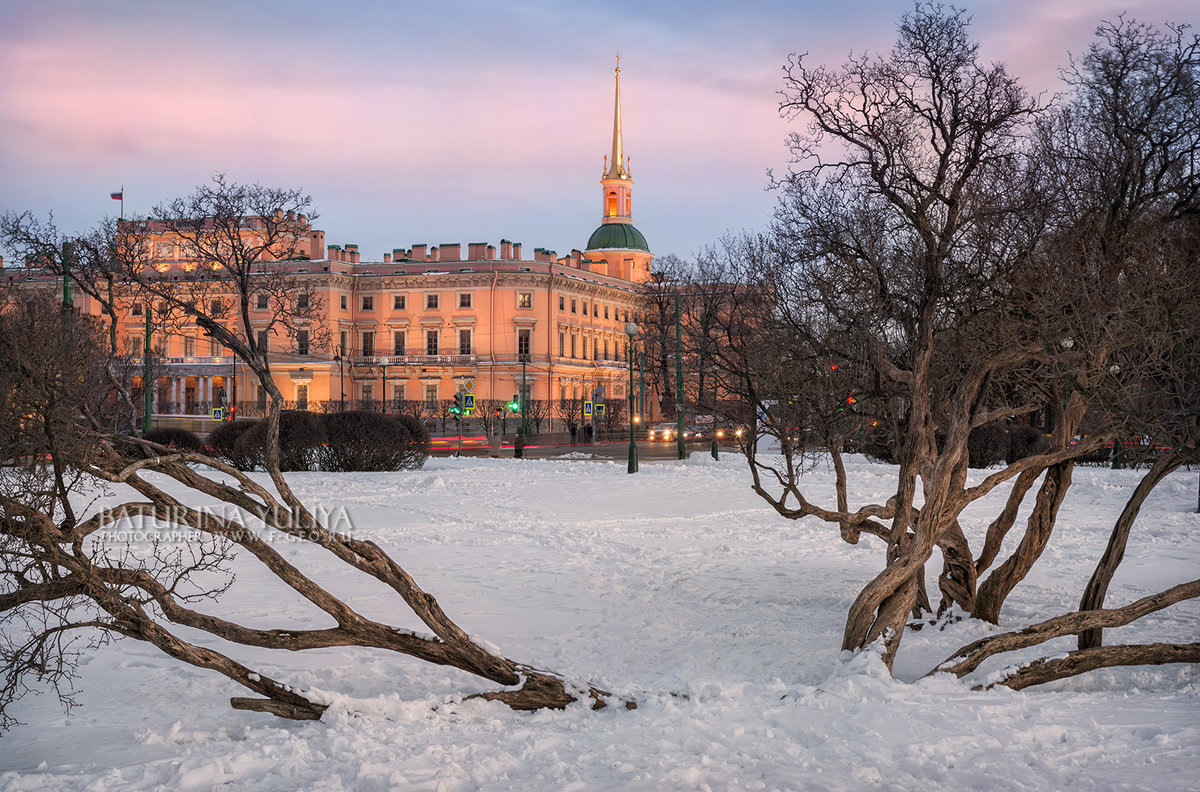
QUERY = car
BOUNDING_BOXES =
[713,425,747,442]
[648,422,695,441]
[648,422,676,441]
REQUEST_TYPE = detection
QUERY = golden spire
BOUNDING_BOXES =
[605,53,627,180]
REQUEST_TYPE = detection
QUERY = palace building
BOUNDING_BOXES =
[7,62,658,430]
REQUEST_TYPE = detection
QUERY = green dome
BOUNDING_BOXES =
[585,223,650,252]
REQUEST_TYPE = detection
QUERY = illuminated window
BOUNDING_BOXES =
[606,191,617,216]
[517,292,532,309]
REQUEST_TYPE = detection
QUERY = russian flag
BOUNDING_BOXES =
[110,191,123,200]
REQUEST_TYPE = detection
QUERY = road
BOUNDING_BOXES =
[429,434,743,461]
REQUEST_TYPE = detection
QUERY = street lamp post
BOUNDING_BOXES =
[521,353,528,436]
[625,321,639,474]
[379,356,389,413]
[333,344,345,412]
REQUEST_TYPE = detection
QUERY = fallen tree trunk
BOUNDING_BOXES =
[983,642,1200,691]
[930,578,1200,679]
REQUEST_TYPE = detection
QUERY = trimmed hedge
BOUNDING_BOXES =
[143,427,204,452]
[233,412,327,472]
[206,419,258,471]
[317,411,430,472]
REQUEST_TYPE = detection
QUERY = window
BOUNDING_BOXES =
[517,292,532,309]
[393,330,405,356]
[559,296,565,311]
[518,329,531,358]
[361,331,375,357]
[458,329,471,356]
[339,330,348,353]
[297,330,310,356]
[340,294,348,310]
[297,292,309,309]
[257,330,269,354]
[360,383,373,403]
[256,385,267,410]
[392,383,405,404]
[362,295,373,311]
[459,292,472,308]
[582,301,588,315]
[132,302,143,316]
[571,298,577,314]
[183,336,196,356]
[426,329,439,356]
[604,339,610,360]
[210,299,222,315]
[210,338,222,356]
[593,303,599,317]
[426,293,439,309]
[604,305,609,319]
[296,384,308,410]
[256,293,268,310]
[424,384,439,407]
[570,334,577,358]
[128,335,143,355]
[393,294,406,310]
[559,332,565,357]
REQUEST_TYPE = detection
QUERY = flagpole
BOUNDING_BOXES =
[120,185,124,220]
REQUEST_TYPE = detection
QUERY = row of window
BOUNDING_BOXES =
[134,292,636,324]
[338,291,534,312]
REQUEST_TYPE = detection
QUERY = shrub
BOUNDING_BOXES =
[206,419,259,471]
[317,411,431,472]
[1006,425,1049,465]
[967,424,1008,468]
[233,412,327,471]
[143,427,204,452]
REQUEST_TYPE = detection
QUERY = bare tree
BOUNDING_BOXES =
[720,4,1200,686]
[0,178,625,732]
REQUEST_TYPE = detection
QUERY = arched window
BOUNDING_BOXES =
[606,191,617,217]
[625,190,631,215]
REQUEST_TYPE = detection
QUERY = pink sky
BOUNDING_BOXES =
[1,0,1195,262]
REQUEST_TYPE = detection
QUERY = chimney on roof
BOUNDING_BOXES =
[384,253,392,264]
[440,243,460,262]
[512,242,522,260]
[468,242,486,260]
[486,244,496,260]
[500,239,512,259]
[412,244,427,260]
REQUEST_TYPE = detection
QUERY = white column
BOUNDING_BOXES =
[202,376,211,405]
[172,377,180,411]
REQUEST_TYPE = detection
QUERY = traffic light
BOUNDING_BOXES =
[508,393,520,413]
[450,392,463,415]
[494,407,502,418]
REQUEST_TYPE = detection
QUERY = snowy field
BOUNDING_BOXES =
[1,453,1197,791]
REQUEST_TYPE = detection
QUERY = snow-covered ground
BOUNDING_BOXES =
[1,454,1197,791]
